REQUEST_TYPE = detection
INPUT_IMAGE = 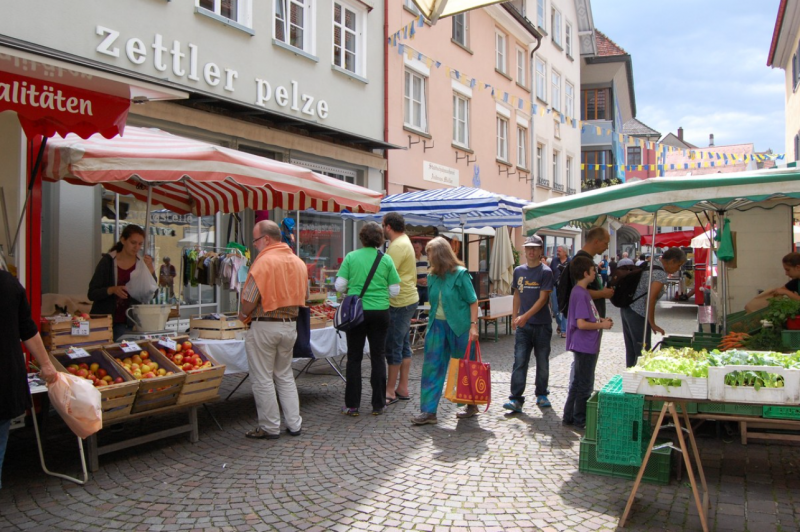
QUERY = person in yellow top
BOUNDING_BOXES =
[383,213,420,405]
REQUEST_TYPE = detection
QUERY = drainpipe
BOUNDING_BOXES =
[383,0,390,197]
[529,36,543,206]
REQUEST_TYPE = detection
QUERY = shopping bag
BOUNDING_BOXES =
[443,357,461,403]
[126,258,158,303]
[455,340,491,410]
[47,372,103,438]
[293,306,313,358]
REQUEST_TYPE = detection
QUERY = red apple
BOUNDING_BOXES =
[144,372,156,379]
[173,354,183,365]
[77,368,89,378]
[140,351,150,360]
[97,368,108,378]
[182,363,193,372]
[95,380,107,387]
[158,348,167,357]
[78,363,89,370]
[182,341,193,351]
[113,377,124,384]
[67,366,78,375]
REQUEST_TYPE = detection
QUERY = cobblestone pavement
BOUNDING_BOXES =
[3,301,800,531]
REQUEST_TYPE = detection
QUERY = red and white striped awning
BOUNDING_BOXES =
[41,126,382,214]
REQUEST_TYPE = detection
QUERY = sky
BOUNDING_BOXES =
[590,0,786,154]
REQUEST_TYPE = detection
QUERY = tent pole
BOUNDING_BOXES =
[718,210,727,333]
[642,212,658,350]
[461,223,465,263]
[114,193,120,242]
[144,184,153,258]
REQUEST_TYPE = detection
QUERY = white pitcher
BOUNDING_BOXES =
[126,304,172,332]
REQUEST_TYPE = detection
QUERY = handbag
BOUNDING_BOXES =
[444,340,491,410]
[48,372,103,438]
[293,306,313,358]
[334,251,383,333]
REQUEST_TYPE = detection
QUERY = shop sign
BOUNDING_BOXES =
[423,161,459,187]
[94,26,328,119]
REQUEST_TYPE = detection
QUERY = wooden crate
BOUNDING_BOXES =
[190,313,247,339]
[40,314,113,351]
[310,316,329,330]
[174,340,226,405]
[104,342,186,414]
[48,347,138,423]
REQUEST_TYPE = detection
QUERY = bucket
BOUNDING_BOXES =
[126,304,172,332]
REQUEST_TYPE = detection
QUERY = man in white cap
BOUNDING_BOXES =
[505,234,555,413]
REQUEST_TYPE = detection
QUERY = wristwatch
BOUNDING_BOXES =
[470,321,479,325]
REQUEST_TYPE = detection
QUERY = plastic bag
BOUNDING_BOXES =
[48,372,103,438]
[126,258,158,302]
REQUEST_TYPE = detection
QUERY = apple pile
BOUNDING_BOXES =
[118,350,174,380]
[66,361,125,388]
[158,341,212,372]
[72,311,91,321]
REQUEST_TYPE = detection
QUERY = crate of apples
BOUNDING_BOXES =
[158,340,214,373]
[118,350,176,380]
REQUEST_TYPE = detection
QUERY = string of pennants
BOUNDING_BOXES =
[388,16,785,165]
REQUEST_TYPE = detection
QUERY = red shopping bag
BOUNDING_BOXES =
[454,340,491,410]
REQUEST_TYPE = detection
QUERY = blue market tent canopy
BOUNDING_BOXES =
[380,186,527,215]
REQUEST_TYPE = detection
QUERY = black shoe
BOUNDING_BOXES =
[286,428,301,437]
[562,419,573,426]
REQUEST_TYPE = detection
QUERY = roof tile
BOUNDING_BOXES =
[595,29,627,57]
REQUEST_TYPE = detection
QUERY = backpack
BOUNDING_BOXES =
[555,259,574,315]
[333,251,383,333]
[609,264,663,308]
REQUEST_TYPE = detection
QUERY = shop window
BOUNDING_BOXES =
[275,0,315,53]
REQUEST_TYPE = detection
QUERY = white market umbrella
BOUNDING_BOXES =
[489,226,514,295]
[690,230,715,249]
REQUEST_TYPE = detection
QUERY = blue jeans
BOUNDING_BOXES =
[510,322,552,402]
[550,290,566,332]
[563,351,599,425]
[621,306,652,368]
[0,419,10,489]
[385,302,418,365]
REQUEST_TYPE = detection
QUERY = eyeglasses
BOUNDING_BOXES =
[254,235,268,244]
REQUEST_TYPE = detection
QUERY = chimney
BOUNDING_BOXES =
[709,134,715,147]
[677,127,684,141]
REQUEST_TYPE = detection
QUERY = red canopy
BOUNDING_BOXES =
[0,70,130,139]
[640,229,699,248]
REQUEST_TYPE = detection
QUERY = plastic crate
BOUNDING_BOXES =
[644,400,698,414]
[660,335,693,348]
[726,307,768,335]
[782,330,800,351]
[579,438,672,485]
[762,405,800,420]
[622,371,708,400]
[598,375,649,466]
[585,392,598,441]
[698,402,763,416]
[708,365,800,404]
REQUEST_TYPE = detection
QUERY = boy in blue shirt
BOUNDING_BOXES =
[563,255,614,429]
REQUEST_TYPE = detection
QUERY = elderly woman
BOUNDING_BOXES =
[335,222,401,416]
[621,246,687,367]
[412,237,480,425]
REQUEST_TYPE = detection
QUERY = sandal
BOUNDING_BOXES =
[245,427,279,440]
[386,396,399,406]
[560,332,567,339]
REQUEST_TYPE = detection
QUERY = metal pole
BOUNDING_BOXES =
[718,211,727,332]
[642,211,658,350]
[143,185,153,257]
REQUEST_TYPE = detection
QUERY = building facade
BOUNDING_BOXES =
[768,0,800,162]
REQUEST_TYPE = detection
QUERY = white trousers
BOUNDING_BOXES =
[245,321,302,435]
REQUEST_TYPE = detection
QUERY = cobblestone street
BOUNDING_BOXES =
[2,301,800,531]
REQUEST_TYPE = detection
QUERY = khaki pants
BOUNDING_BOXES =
[245,321,302,435]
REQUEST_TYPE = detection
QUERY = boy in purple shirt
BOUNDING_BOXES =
[563,256,614,429]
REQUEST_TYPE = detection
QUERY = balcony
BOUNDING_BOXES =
[567,187,577,195]
[553,182,564,192]
[536,177,550,188]
[580,177,622,192]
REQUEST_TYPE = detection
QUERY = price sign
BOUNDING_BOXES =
[71,320,90,336]
[66,347,91,359]
[228,321,238,327]
[119,341,142,353]
[158,337,177,351]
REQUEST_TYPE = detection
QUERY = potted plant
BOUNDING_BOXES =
[763,297,800,330]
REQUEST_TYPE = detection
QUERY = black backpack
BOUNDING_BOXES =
[609,264,663,308]
[555,259,573,315]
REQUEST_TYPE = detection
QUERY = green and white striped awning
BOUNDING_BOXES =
[523,167,800,234]
[101,222,176,236]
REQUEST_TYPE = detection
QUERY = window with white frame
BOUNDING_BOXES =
[453,94,470,148]
[452,13,467,46]
[553,150,561,185]
[517,126,527,168]
[551,8,562,47]
[274,0,313,51]
[536,0,546,30]
[496,31,507,73]
[516,47,526,85]
[565,81,574,117]
[199,0,252,28]
[497,116,509,161]
[535,58,546,101]
[403,0,420,14]
[333,1,364,75]
[565,22,573,57]
[566,156,573,190]
[536,143,546,184]
[551,70,561,111]
[404,70,428,132]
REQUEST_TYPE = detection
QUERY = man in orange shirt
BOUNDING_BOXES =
[239,220,308,440]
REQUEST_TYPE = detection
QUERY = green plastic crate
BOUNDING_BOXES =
[781,330,800,351]
[597,375,649,466]
[644,400,698,415]
[763,405,800,420]
[579,437,672,485]
[697,402,763,416]
[585,392,598,441]
[726,307,767,335]
[661,335,693,348]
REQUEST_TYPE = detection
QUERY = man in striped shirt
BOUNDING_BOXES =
[414,240,429,305]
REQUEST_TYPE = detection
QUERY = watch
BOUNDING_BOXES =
[470,321,478,325]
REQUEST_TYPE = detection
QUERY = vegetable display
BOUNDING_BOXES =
[719,332,750,351]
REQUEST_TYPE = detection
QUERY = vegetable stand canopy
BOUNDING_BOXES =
[522,168,800,233]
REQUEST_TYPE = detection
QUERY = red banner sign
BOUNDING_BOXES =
[0,70,130,139]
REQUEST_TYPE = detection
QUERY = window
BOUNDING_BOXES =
[536,143,547,185]
[275,0,312,51]
[517,126,527,168]
[565,22,573,56]
[582,150,612,184]
[551,70,561,111]
[536,0,546,30]
[516,47,526,85]
[552,150,561,186]
[333,2,362,75]
[551,8,562,47]
[566,156,573,190]
[453,93,470,148]
[404,70,428,132]
[582,88,610,120]
[628,146,642,166]
[497,116,509,161]
[795,134,799,162]
[535,58,546,101]
[565,82,574,117]
[199,0,252,28]
[403,0,420,14]
[495,31,507,73]
[452,13,467,46]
